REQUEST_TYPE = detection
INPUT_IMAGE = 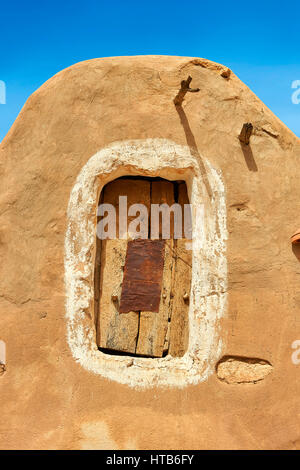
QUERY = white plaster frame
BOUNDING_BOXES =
[65,139,227,388]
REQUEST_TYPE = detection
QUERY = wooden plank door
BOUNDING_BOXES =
[96,178,191,358]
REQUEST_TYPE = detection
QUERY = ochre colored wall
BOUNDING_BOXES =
[0,56,299,450]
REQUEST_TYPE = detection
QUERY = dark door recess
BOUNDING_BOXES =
[95,177,192,358]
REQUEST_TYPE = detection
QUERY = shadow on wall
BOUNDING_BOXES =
[240,142,258,172]
[175,100,258,176]
[174,104,213,199]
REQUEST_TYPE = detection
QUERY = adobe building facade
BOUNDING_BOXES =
[0,56,299,449]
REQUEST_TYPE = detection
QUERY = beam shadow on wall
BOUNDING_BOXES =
[174,104,213,199]
[239,141,258,172]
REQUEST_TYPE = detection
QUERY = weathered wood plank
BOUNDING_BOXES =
[135,240,175,357]
[151,180,175,239]
[168,239,191,357]
[102,178,150,239]
[167,183,191,357]
[96,239,139,353]
[119,239,165,313]
[178,182,192,240]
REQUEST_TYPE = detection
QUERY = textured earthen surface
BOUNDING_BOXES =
[0,56,299,450]
[216,357,273,384]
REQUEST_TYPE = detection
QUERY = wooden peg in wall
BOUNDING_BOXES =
[239,122,253,145]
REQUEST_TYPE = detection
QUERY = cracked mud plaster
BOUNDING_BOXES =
[216,356,273,384]
[64,138,228,388]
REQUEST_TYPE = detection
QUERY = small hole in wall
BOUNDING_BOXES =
[230,203,248,212]
[94,176,192,359]
[236,204,246,212]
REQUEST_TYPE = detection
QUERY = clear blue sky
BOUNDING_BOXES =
[0,0,299,142]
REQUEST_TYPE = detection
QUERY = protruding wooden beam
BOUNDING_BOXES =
[174,76,200,106]
[239,122,253,145]
[221,68,231,79]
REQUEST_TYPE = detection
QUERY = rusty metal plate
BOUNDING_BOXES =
[119,239,165,313]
